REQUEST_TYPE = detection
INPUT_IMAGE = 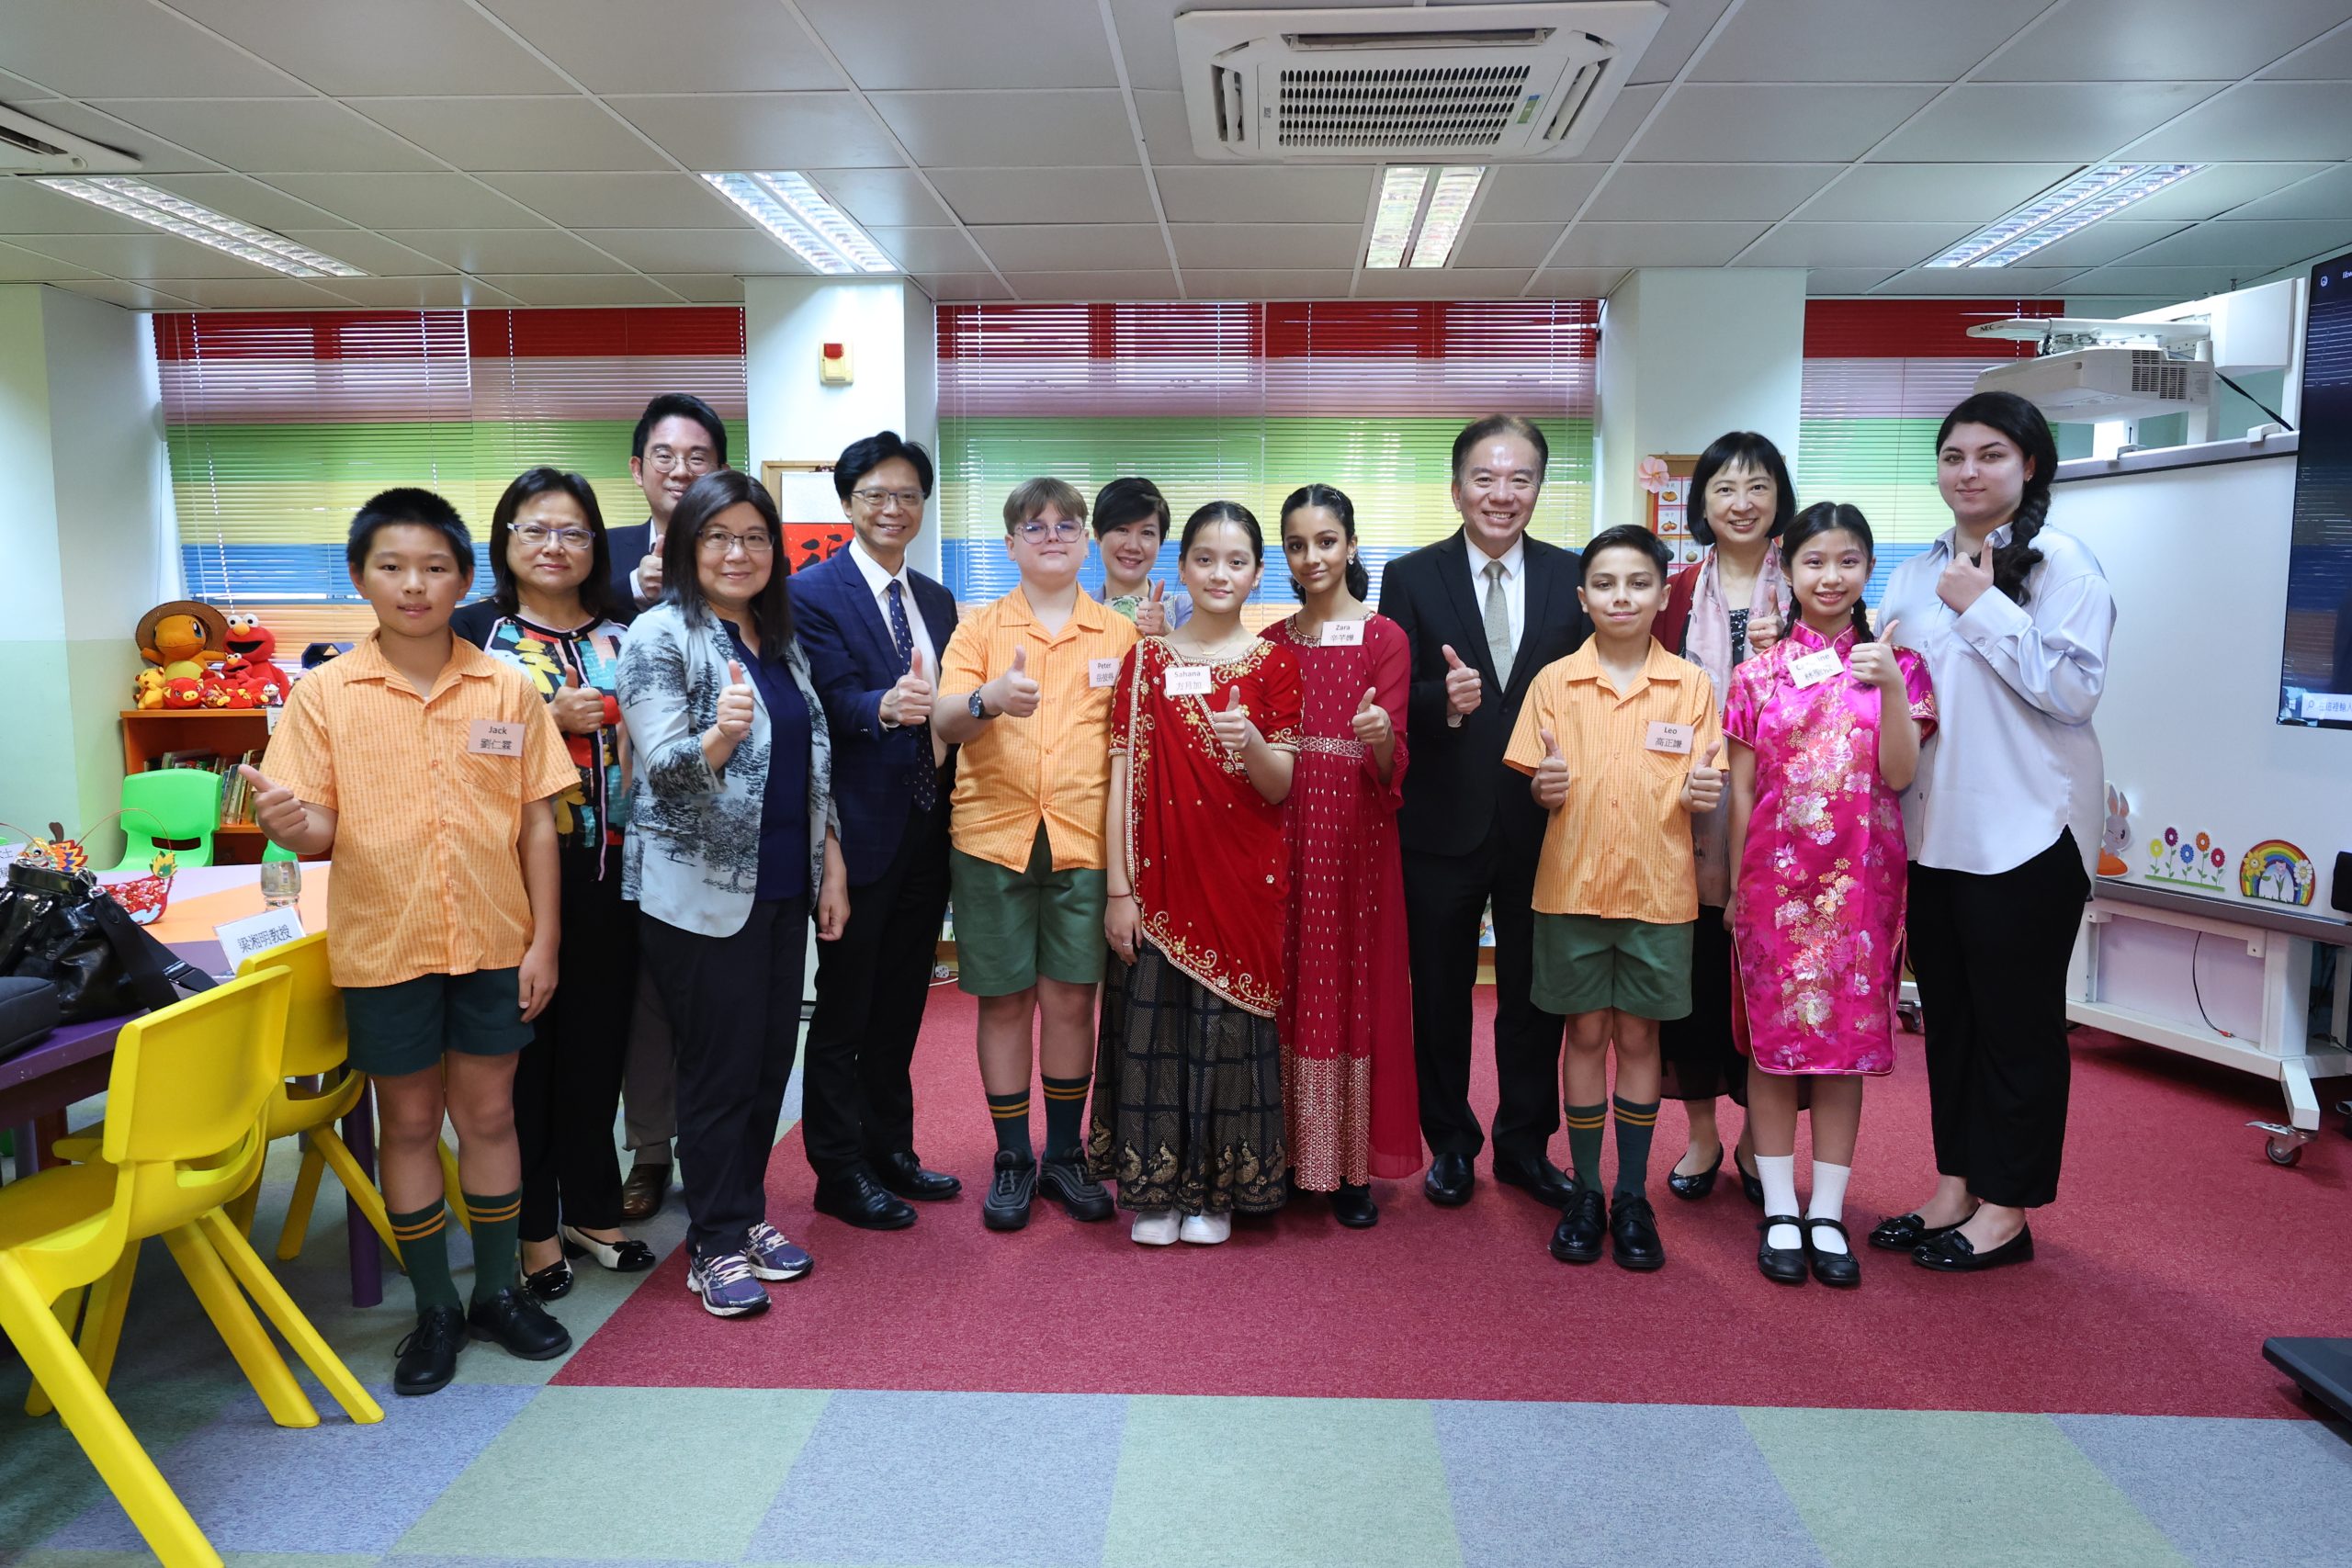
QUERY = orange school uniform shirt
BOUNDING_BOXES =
[938,586,1138,873]
[1503,639,1723,925]
[261,631,578,990]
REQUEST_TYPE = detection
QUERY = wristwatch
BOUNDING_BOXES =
[969,690,993,720]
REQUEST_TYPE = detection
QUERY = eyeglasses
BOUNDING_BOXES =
[1015,519,1084,543]
[648,446,718,475]
[512,524,595,551]
[851,487,925,512]
[697,528,775,557]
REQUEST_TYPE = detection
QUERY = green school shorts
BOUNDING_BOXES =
[1531,913,1695,1021]
[950,825,1107,996]
[342,967,534,1078]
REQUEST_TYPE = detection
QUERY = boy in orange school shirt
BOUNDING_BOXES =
[932,478,1138,1234]
[242,488,578,1397]
[1505,524,1725,1274]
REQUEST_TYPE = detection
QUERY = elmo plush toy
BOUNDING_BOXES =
[220,611,293,705]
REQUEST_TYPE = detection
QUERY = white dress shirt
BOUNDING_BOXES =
[1882,521,2114,880]
[1464,533,1527,670]
[848,536,938,688]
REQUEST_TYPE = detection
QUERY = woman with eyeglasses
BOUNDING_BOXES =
[454,468,650,1301]
[616,469,851,1318]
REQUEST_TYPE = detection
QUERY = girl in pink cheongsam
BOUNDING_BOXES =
[1725,503,1935,1290]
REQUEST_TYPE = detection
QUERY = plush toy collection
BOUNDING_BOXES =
[131,601,297,709]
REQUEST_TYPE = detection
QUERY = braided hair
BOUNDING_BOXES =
[1779,502,1876,644]
[1937,389,2056,606]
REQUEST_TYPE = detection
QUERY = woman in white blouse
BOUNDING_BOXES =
[1871,390,2114,1273]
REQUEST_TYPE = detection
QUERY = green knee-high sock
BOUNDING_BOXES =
[389,1201,462,1315]
[463,1188,522,1303]
[1564,1102,1608,1196]
[1611,1096,1660,1200]
[987,1089,1033,1162]
[1041,1074,1091,1162]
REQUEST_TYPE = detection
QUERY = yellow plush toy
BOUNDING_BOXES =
[132,668,167,708]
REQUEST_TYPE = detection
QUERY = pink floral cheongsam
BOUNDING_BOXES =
[1725,621,1937,1075]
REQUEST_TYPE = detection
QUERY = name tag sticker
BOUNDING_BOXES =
[1164,664,1214,697]
[1645,720,1694,755]
[1789,649,1842,688]
[468,719,524,756]
[1089,657,1121,689]
[217,907,304,963]
[1321,618,1364,647]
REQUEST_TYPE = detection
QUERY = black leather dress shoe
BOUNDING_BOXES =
[1913,1223,2033,1273]
[1329,1182,1378,1228]
[1548,1189,1605,1263]
[1667,1143,1724,1201]
[1494,1156,1577,1209]
[876,1150,962,1201]
[1038,1155,1115,1222]
[1868,1209,1972,1252]
[1734,1150,1765,1208]
[467,1287,571,1361]
[1757,1216,1807,1284]
[982,1150,1037,1232]
[1803,1217,1860,1288]
[393,1306,466,1395]
[813,1169,917,1231]
[1424,1150,1475,1207]
[1609,1194,1665,1271]
[522,1256,574,1302]
[618,1161,670,1223]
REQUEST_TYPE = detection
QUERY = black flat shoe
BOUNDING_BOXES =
[1734,1150,1765,1208]
[1329,1182,1378,1228]
[559,1224,657,1271]
[1424,1150,1475,1207]
[1494,1156,1577,1209]
[813,1169,918,1231]
[522,1256,574,1302]
[1756,1216,1807,1284]
[1868,1208,1973,1252]
[1667,1143,1724,1201]
[1609,1194,1665,1271]
[1803,1217,1860,1288]
[393,1306,466,1396]
[876,1149,962,1201]
[467,1287,571,1361]
[1548,1189,1605,1264]
[1914,1223,2033,1273]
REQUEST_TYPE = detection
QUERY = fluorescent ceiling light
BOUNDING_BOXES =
[1366,166,1429,269]
[1926,163,2206,269]
[1408,166,1486,268]
[1365,165,1485,270]
[35,176,365,277]
[702,172,898,275]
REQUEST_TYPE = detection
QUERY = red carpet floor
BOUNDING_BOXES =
[557,989,2351,1416]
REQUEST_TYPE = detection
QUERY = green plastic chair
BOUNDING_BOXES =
[113,770,221,872]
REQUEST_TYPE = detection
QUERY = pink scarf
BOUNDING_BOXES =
[1681,546,1784,908]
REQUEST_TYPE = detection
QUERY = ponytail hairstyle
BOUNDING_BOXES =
[1779,502,1877,645]
[1936,389,2056,606]
[1279,483,1368,601]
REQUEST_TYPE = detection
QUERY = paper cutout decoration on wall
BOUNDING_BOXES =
[2098,784,2132,876]
[2145,826,2228,890]
[784,523,852,576]
[2238,840,2316,907]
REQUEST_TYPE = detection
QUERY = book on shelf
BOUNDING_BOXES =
[143,749,261,825]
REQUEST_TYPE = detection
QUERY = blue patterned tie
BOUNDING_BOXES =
[887,580,937,812]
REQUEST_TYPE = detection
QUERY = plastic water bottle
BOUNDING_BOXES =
[259,858,300,909]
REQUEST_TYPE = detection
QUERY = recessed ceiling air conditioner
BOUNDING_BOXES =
[1175,3,1665,163]
[0,106,139,174]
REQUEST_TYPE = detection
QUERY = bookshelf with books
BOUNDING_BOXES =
[119,710,273,863]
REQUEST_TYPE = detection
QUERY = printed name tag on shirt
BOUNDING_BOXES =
[216,906,305,964]
[468,719,524,756]
[1320,618,1364,647]
[1645,720,1694,755]
[1789,649,1842,688]
[1089,657,1121,689]
[1164,664,1214,697]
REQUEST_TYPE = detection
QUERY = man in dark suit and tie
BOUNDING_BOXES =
[786,430,962,1229]
[605,391,729,619]
[1377,414,1592,1209]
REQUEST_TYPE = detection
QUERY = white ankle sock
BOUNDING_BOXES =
[1806,1161,1852,1255]
[1758,1154,1800,1250]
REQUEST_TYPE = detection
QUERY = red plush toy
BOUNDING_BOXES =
[161,676,204,709]
[220,611,293,705]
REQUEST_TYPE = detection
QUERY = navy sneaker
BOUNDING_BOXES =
[742,1221,814,1282]
[686,1249,769,1317]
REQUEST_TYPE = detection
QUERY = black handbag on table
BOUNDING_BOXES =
[0,860,218,1024]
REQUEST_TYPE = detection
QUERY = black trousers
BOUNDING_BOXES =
[802,800,951,1180]
[1402,822,1567,1167]
[1905,830,2088,1210]
[514,842,638,1238]
[641,895,809,1259]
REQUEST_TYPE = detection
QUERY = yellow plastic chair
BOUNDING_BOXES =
[0,968,383,1567]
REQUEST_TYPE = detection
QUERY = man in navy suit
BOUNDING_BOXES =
[786,430,961,1229]
[1378,414,1592,1211]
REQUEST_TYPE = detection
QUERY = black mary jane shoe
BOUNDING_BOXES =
[1733,1150,1766,1208]
[1756,1216,1807,1284]
[522,1255,574,1302]
[1802,1217,1860,1288]
[560,1224,659,1271]
[1329,1183,1379,1229]
[1867,1208,1973,1253]
[1913,1222,2033,1274]
[1667,1143,1724,1201]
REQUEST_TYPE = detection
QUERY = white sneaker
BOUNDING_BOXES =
[1131,1209,1180,1247]
[1178,1211,1231,1246]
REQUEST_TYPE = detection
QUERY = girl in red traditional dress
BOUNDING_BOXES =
[1261,485,1423,1227]
[1091,501,1302,1247]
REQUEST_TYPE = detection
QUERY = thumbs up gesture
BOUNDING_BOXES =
[882,645,934,728]
[1938,541,1996,615]
[1349,685,1391,749]
[1441,643,1484,718]
[1682,739,1726,814]
[1208,684,1253,758]
[1134,578,1170,637]
[1532,728,1571,809]
[990,645,1042,718]
[714,660,756,742]
[549,660,605,735]
[238,762,308,843]
[637,547,665,604]
[1849,618,1904,691]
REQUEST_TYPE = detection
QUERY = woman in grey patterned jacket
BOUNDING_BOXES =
[617,468,849,1320]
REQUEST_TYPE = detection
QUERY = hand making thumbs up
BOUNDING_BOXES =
[1441,643,1484,718]
[238,762,309,844]
[550,661,605,735]
[1135,578,1170,637]
[1682,739,1726,814]
[990,645,1042,718]
[883,645,934,728]
[714,660,756,742]
[1531,728,1571,809]
[1208,684,1253,758]
[1349,685,1391,749]
[1849,618,1905,691]
[1938,539,1996,615]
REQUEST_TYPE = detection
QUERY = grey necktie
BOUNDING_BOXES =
[1483,558,1512,682]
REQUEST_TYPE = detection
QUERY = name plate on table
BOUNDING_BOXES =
[1789,649,1842,688]
[216,907,305,967]
[1164,664,1213,697]
[1320,618,1364,647]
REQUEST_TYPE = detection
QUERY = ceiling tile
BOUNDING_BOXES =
[1182,269,1357,299]
[969,223,1169,271]
[276,230,453,275]
[475,173,750,229]
[869,90,1138,167]
[2260,22,2352,78]
[2122,83,2352,162]
[1872,82,2228,162]
[1587,163,1839,221]
[2054,265,2260,300]
[0,240,101,281]
[1108,0,1378,93]
[1452,223,1566,270]
[2114,218,2352,269]
[0,177,163,234]
[1625,0,1737,84]
[910,271,1014,301]
[260,174,548,229]
[49,278,202,310]
[1690,0,2051,82]
[573,229,805,273]
[166,0,571,96]
[1629,84,1939,163]
[1481,164,1611,221]
[2121,163,2337,220]
[927,167,1158,225]
[800,0,1116,89]
[1354,267,1535,299]
[1797,266,1902,294]
[1169,224,1357,269]
[306,275,524,308]
[90,99,440,173]
[475,273,684,305]
[807,169,956,229]
[611,94,907,170]
[646,274,747,302]
[1794,163,2081,222]
[1867,266,2084,296]
[0,0,304,96]
[478,1,837,92]
[1007,269,1178,301]
[1998,219,2194,270]
[1132,90,1208,166]
[141,174,357,231]
[1528,267,1631,299]
[1548,220,1770,267]
[381,229,631,273]
[1151,166,1376,224]
[1978,0,2352,81]
[1736,221,1976,268]
[0,101,222,174]
[2227,164,2352,220]
[1570,83,1669,164]
[353,97,666,172]
[864,227,989,272]
[6,231,280,279]
[143,276,363,308]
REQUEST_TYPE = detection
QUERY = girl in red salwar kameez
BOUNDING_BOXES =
[1262,485,1423,1228]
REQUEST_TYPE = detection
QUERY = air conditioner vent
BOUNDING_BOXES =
[1275,64,1532,149]
[0,105,140,174]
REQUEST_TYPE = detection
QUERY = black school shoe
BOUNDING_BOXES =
[1609,1194,1665,1271]
[393,1306,466,1396]
[1757,1217,1807,1285]
[1548,1189,1606,1264]
[468,1287,572,1360]
[1329,1182,1378,1228]
[1803,1217,1860,1288]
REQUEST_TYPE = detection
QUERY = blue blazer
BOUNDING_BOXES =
[786,547,958,887]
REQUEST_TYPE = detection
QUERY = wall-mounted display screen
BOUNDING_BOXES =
[2278,247,2352,728]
